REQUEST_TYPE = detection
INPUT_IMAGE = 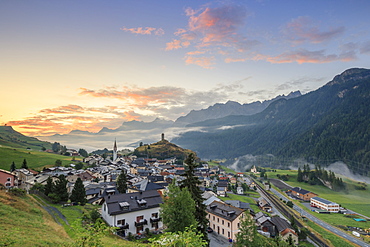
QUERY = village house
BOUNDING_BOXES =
[207,200,245,242]
[310,197,340,212]
[101,190,163,236]
[289,187,318,201]
[0,169,17,188]
[12,168,38,191]
[258,197,272,212]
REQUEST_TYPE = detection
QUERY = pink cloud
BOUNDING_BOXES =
[121,27,164,36]
[282,16,345,44]
[254,49,356,64]
[184,56,215,69]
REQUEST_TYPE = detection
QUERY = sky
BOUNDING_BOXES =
[1,0,370,137]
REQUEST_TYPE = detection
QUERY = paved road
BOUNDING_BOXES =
[208,232,232,247]
[270,188,370,247]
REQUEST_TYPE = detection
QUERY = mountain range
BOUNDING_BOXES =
[172,68,370,175]
[36,90,300,151]
[5,68,370,175]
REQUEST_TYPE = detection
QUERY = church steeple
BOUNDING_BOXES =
[113,139,117,163]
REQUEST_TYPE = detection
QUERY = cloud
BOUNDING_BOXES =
[360,41,370,54]
[165,4,260,68]
[254,49,356,64]
[275,76,325,91]
[120,27,164,36]
[282,16,345,44]
[184,56,215,69]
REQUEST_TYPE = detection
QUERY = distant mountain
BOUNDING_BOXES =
[174,91,301,125]
[99,118,174,133]
[38,118,175,151]
[0,126,51,150]
[172,68,370,175]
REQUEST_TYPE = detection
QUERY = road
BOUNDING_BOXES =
[270,188,370,247]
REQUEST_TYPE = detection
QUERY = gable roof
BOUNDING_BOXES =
[291,187,314,195]
[270,216,292,232]
[104,190,163,215]
[207,201,244,222]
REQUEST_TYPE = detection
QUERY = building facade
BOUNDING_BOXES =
[310,197,340,212]
[207,200,245,242]
[101,190,163,236]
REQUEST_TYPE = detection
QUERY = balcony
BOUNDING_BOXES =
[150,217,162,223]
[120,223,129,230]
[134,219,148,227]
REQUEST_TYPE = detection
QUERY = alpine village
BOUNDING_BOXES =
[2,68,370,247]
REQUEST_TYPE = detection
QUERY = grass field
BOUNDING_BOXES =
[0,146,83,171]
[0,190,72,246]
[208,160,236,174]
[266,169,370,217]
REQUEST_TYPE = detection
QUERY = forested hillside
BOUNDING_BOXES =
[173,68,370,175]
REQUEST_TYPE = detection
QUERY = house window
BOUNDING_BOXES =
[213,224,215,229]
[228,222,230,227]
[222,228,224,235]
[152,212,158,218]
[238,223,240,228]
[136,225,143,234]
[7,177,11,181]
[213,216,215,221]
[152,222,159,229]
[136,215,144,222]
[222,220,224,225]
[217,218,219,223]
[103,204,106,211]
[228,231,230,238]
[117,219,125,226]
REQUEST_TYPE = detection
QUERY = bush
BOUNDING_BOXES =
[9,188,26,197]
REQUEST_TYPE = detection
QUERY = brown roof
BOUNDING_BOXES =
[207,200,244,222]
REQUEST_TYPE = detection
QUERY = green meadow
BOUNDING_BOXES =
[265,169,370,217]
[0,146,83,171]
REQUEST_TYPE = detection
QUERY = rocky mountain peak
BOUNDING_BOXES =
[327,68,370,86]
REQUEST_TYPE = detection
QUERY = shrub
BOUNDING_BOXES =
[9,188,26,197]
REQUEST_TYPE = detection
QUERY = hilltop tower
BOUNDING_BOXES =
[113,139,117,162]
[161,133,165,141]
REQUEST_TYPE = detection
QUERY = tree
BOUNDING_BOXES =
[75,162,84,170]
[21,159,28,169]
[55,159,62,166]
[116,169,127,194]
[297,167,303,182]
[235,214,259,246]
[78,148,88,157]
[52,142,61,153]
[53,174,69,202]
[10,161,16,172]
[180,153,208,241]
[69,177,87,205]
[161,180,197,232]
[44,176,54,196]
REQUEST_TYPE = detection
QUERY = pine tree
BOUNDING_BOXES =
[160,180,197,232]
[70,177,87,205]
[180,153,208,241]
[116,169,127,194]
[53,174,69,202]
[44,176,53,196]
[21,159,28,169]
[10,162,16,172]
[297,167,303,182]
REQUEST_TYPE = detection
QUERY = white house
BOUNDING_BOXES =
[101,190,163,236]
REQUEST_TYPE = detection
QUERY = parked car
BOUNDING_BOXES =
[207,227,213,233]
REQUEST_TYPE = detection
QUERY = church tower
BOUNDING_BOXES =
[113,139,117,162]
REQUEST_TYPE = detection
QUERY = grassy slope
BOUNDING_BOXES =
[0,126,52,150]
[0,146,83,171]
[0,190,71,246]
